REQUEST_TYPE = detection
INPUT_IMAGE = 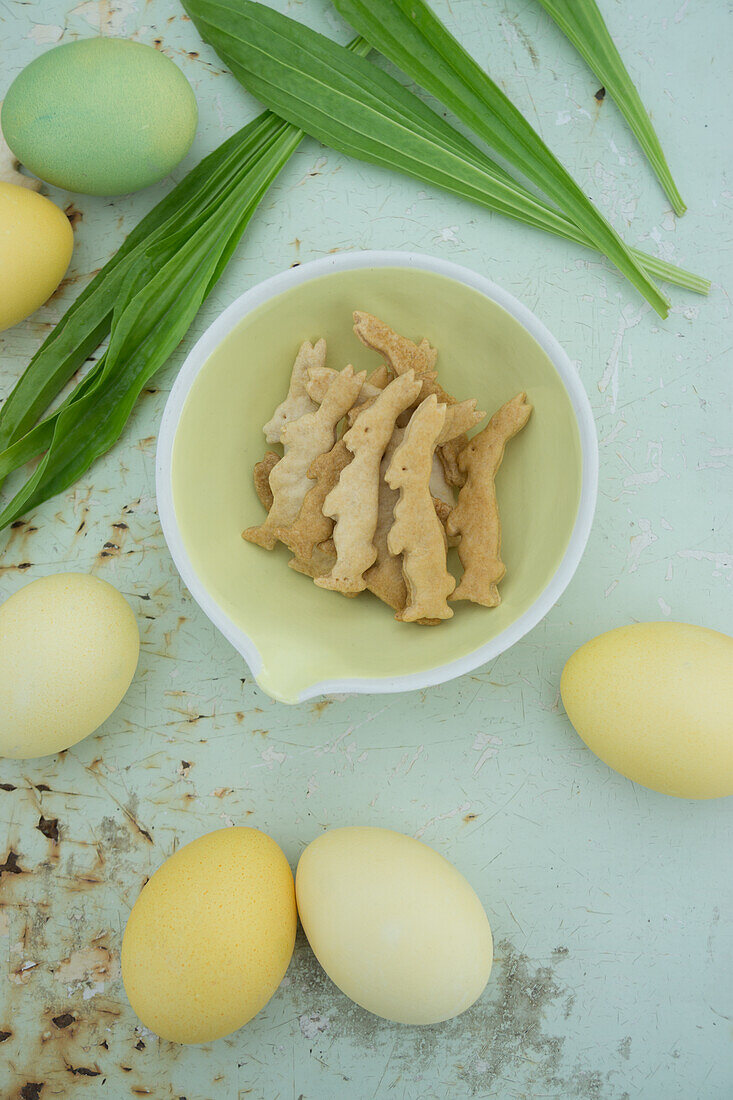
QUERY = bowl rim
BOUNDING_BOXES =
[156,250,598,703]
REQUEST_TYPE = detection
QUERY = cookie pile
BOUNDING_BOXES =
[244,312,531,624]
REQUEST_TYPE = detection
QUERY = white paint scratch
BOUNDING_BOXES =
[472,733,504,775]
[69,0,136,34]
[626,518,657,573]
[299,1013,330,1039]
[599,305,646,411]
[435,226,460,244]
[27,23,63,44]
[677,549,732,581]
[415,801,471,839]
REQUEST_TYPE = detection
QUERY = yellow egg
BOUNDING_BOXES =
[296,827,493,1025]
[561,621,733,798]
[0,573,139,759]
[0,180,73,331]
[122,827,297,1043]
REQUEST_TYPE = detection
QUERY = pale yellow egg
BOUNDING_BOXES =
[121,827,297,1044]
[296,826,493,1025]
[0,572,139,759]
[561,621,733,798]
[0,180,73,331]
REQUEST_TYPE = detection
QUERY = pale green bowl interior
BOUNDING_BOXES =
[172,267,582,702]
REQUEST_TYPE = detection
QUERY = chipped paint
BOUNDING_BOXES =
[68,0,137,35]
[26,23,64,45]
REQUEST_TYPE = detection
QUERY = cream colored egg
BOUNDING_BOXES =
[296,827,493,1025]
[121,827,297,1044]
[0,572,139,759]
[561,621,733,799]
[0,180,73,331]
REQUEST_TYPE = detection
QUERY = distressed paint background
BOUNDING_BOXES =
[0,0,731,1097]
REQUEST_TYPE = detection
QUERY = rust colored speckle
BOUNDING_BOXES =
[21,1086,44,1100]
[64,203,83,228]
[464,813,478,822]
[595,86,606,102]
[126,812,153,845]
[112,521,129,530]
[0,851,24,876]
[52,1013,75,1029]
[135,1039,145,1050]
[35,783,51,792]
[0,1029,11,1042]
[37,816,60,843]
[188,51,199,59]
[0,782,17,792]
[67,1064,101,1077]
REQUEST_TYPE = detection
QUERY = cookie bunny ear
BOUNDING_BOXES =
[437,399,485,444]
[353,311,438,376]
[317,371,422,594]
[263,339,326,444]
[306,363,387,405]
[387,394,445,490]
[244,365,366,550]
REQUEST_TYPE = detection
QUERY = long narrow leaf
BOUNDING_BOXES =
[537,0,685,216]
[187,2,707,297]
[0,130,299,527]
[0,120,301,531]
[0,40,371,494]
[330,0,685,319]
[0,357,106,483]
[184,0,674,315]
[0,118,275,456]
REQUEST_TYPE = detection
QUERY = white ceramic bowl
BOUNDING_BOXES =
[156,251,598,703]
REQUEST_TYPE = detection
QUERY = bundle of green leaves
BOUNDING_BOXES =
[0,3,702,533]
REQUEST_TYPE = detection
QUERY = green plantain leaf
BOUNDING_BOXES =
[537,0,685,215]
[183,0,684,315]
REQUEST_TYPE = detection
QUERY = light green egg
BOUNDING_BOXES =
[1,38,198,196]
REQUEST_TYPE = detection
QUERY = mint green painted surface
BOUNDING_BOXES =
[2,38,197,195]
[0,2,730,1098]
